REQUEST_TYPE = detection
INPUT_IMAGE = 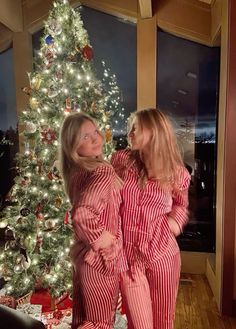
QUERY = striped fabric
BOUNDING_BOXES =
[72,262,119,329]
[111,149,190,329]
[69,164,127,329]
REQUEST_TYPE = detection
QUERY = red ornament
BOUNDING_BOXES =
[36,213,44,221]
[55,70,63,81]
[53,309,63,320]
[47,171,54,180]
[41,128,57,144]
[44,48,54,68]
[64,211,69,225]
[21,176,30,186]
[35,202,43,214]
[81,45,93,61]
[36,236,43,247]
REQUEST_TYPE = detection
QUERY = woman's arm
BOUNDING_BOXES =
[73,165,115,248]
[168,167,191,236]
[111,149,130,180]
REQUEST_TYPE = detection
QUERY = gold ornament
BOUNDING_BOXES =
[45,219,56,230]
[31,75,42,90]
[29,97,39,110]
[75,44,80,52]
[105,128,112,142]
[16,255,25,264]
[55,197,62,208]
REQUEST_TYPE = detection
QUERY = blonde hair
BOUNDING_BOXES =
[128,108,184,187]
[59,112,106,195]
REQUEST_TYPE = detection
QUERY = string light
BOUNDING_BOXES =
[24,278,30,285]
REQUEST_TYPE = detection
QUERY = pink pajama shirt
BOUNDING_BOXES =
[69,165,127,329]
[111,150,190,329]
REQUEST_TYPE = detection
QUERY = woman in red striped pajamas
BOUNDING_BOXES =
[111,108,191,329]
[59,112,127,329]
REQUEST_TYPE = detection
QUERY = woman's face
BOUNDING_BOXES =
[76,120,104,157]
[128,118,151,151]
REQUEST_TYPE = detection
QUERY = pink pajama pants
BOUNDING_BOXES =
[72,261,119,329]
[121,253,181,329]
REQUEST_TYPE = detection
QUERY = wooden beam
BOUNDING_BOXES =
[0,0,23,32]
[156,0,212,46]
[13,31,33,153]
[137,13,156,110]
[138,0,152,18]
[198,0,213,4]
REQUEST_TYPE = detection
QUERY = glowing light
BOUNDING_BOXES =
[32,258,38,265]
[24,278,30,284]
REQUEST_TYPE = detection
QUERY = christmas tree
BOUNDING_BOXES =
[0,0,124,299]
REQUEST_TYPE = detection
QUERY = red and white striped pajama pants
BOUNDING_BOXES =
[72,261,120,329]
[121,252,181,329]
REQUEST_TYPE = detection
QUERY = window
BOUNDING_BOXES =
[157,30,220,252]
[0,48,18,200]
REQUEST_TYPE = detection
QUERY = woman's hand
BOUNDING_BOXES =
[168,217,181,237]
[100,240,120,261]
[92,230,116,252]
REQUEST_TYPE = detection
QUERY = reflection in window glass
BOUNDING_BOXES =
[157,30,220,252]
[0,48,18,200]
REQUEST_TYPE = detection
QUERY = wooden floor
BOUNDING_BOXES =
[175,274,236,329]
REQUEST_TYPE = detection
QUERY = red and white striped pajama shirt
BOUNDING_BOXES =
[111,149,190,329]
[69,165,127,329]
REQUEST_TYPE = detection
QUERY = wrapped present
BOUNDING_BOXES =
[114,311,127,329]
[16,303,42,321]
[16,291,33,306]
[55,292,72,310]
[30,289,53,312]
[0,295,16,309]
[30,289,72,312]
[41,308,72,329]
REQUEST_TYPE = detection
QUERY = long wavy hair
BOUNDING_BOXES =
[58,112,107,196]
[128,108,184,187]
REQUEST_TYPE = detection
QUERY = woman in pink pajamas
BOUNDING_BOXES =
[111,108,191,329]
[59,112,127,329]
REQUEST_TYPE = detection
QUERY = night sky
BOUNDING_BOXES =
[0,49,17,131]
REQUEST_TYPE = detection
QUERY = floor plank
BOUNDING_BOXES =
[175,274,236,329]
